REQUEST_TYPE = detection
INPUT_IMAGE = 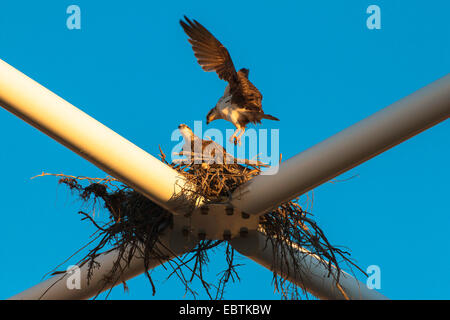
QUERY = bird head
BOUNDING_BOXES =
[178,123,193,134]
[178,124,195,141]
[239,68,250,78]
[206,107,218,125]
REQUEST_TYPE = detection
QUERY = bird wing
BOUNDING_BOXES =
[180,16,238,86]
[235,70,263,112]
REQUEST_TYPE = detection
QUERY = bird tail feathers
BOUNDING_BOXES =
[262,114,280,121]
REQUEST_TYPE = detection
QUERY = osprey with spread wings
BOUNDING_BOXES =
[180,16,279,145]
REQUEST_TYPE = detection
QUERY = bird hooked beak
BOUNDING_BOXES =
[206,107,216,125]
[206,111,212,124]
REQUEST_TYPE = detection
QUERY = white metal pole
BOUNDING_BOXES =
[231,74,450,216]
[0,58,204,300]
[231,231,387,300]
[8,231,197,300]
[0,59,190,215]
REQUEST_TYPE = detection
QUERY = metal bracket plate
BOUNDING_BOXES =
[173,204,260,240]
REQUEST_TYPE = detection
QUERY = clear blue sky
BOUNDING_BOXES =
[0,1,448,300]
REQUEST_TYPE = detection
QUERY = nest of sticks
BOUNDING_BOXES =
[39,148,364,300]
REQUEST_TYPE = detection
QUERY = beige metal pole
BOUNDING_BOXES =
[231,231,388,300]
[0,59,190,214]
[8,231,197,300]
[231,74,450,216]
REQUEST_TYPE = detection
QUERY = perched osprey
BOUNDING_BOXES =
[180,16,279,146]
[176,124,268,167]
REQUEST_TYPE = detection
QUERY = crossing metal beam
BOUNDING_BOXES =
[4,61,446,300]
[231,74,450,216]
[231,231,387,300]
[8,230,198,300]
